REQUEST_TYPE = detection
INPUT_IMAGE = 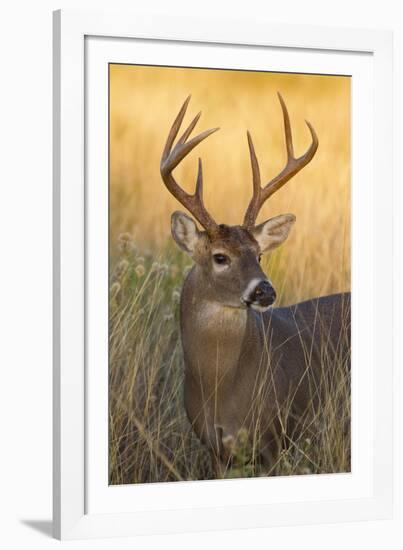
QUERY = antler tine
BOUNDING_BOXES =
[177,111,202,146]
[278,92,295,159]
[160,97,220,235]
[161,95,191,163]
[243,93,319,228]
[168,127,220,172]
[195,158,203,200]
[246,131,261,199]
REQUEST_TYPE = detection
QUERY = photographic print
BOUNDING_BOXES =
[108,64,351,485]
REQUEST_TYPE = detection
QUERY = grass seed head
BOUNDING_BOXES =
[135,264,146,277]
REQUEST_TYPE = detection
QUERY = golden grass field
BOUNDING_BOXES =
[109,65,351,484]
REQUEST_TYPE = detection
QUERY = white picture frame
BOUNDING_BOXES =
[53,9,393,540]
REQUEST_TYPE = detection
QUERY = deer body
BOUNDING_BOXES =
[181,263,350,468]
[159,95,351,473]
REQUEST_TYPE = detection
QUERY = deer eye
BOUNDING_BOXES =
[213,253,230,265]
[258,254,263,263]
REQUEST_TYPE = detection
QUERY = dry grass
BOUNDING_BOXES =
[108,66,351,484]
[109,238,350,483]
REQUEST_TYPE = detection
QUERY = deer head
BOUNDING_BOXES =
[160,94,318,312]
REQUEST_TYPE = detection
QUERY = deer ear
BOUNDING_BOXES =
[252,213,296,253]
[171,211,202,256]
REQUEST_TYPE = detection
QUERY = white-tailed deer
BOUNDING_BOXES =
[160,95,351,476]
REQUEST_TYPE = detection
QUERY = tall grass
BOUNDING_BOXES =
[109,238,211,483]
[109,235,350,484]
[109,66,351,484]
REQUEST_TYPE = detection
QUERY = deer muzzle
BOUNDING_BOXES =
[242,278,277,312]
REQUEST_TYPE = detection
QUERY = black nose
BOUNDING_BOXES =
[251,280,276,306]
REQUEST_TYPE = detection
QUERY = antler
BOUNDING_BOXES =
[243,93,319,228]
[160,96,220,235]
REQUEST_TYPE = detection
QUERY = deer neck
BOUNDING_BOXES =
[180,267,249,385]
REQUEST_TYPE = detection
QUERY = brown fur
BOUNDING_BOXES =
[177,225,351,473]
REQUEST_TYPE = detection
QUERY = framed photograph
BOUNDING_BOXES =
[53,10,393,540]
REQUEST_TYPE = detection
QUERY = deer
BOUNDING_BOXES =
[160,94,351,477]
